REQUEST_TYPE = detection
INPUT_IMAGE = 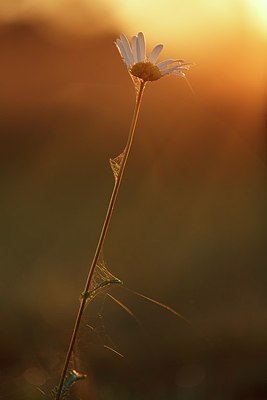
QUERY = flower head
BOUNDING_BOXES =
[115,32,191,83]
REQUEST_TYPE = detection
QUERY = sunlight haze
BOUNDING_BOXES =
[1,0,266,41]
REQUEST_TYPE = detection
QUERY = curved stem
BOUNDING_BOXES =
[55,81,146,399]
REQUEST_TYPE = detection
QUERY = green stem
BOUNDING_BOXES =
[55,81,146,400]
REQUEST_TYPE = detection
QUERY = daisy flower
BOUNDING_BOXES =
[115,32,191,82]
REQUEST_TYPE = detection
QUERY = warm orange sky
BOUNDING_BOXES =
[1,0,266,41]
[0,0,266,115]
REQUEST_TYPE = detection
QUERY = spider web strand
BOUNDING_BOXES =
[109,150,125,180]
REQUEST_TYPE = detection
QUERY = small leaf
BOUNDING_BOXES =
[53,370,86,399]
[81,278,123,300]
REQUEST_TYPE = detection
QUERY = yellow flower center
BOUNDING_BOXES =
[130,62,162,82]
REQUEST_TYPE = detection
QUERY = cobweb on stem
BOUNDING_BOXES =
[86,308,125,359]
[81,254,122,301]
[109,150,126,181]
[82,279,190,361]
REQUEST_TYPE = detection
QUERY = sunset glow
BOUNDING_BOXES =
[245,0,267,36]
[112,0,238,42]
[1,0,266,41]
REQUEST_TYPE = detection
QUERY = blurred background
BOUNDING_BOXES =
[0,0,266,399]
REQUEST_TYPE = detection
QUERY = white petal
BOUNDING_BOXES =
[157,59,177,70]
[119,33,134,67]
[148,44,163,64]
[179,62,193,69]
[136,40,142,63]
[161,62,192,76]
[137,32,146,62]
[131,35,138,64]
[115,39,131,68]
[115,40,127,65]
[161,65,184,76]
[173,71,186,77]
